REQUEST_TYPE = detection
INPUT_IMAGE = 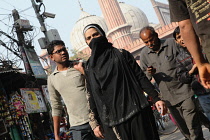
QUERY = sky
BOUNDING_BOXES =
[0,0,168,69]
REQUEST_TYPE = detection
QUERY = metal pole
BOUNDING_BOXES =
[31,0,50,43]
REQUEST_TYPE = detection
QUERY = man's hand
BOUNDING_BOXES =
[74,62,85,74]
[54,135,61,140]
[93,125,104,139]
[198,63,210,89]
[53,116,61,140]
[189,64,198,75]
[147,66,156,75]
[155,100,167,116]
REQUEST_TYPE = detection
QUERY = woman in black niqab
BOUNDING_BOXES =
[83,24,163,140]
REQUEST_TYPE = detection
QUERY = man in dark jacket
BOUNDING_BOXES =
[174,26,210,122]
[139,26,204,140]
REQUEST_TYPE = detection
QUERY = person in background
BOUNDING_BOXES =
[168,0,210,89]
[174,26,210,122]
[47,40,98,140]
[79,24,167,140]
[139,26,204,140]
[28,93,33,100]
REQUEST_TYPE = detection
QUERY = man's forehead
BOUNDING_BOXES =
[54,45,65,50]
[140,30,153,39]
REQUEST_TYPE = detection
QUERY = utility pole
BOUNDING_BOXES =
[31,0,60,50]
[31,0,55,49]
[12,9,33,75]
[31,0,50,44]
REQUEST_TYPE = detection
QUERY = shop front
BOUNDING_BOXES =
[0,70,52,140]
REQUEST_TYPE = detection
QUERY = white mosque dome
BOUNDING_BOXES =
[119,2,149,38]
[70,11,108,51]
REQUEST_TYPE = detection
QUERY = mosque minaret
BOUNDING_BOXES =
[98,0,133,48]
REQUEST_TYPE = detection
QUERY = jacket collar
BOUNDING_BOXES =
[147,39,168,54]
[52,66,71,75]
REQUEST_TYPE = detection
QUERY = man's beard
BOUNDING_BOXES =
[147,43,155,48]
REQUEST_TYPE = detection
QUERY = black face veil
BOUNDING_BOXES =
[83,24,112,68]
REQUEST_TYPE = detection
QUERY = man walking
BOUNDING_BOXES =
[139,26,204,140]
[47,40,98,140]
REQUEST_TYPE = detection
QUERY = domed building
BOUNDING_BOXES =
[70,10,108,52]
[70,2,149,52]
[69,0,177,57]
[119,2,149,39]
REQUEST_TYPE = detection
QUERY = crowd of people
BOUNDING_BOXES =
[46,1,210,140]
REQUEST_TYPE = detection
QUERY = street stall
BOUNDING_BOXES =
[0,70,52,140]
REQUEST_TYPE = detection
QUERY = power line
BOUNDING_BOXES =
[0,14,13,25]
[0,7,12,12]
[0,31,19,44]
[1,0,15,9]
[0,6,33,21]
[0,40,22,59]
[20,13,37,18]
[19,6,33,13]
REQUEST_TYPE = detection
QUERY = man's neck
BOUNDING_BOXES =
[153,45,161,53]
[152,39,161,53]
[57,62,70,71]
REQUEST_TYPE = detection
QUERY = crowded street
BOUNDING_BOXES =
[1,0,210,139]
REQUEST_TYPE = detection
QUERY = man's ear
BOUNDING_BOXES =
[49,54,54,61]
[155,32,158,38]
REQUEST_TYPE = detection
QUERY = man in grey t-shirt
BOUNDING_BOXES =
[47,40,98,140]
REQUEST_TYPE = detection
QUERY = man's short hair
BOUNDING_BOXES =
[173,26,180,40]
[139,26,157,38]
[47,40,65,55]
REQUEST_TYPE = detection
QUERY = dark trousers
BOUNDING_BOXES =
[102,106,160,140]
[70,123,98,140]
[194,97,210,128]
[168,96,204,140]
[197,94,210,121]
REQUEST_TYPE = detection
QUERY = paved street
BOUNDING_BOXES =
[160,127,210,140]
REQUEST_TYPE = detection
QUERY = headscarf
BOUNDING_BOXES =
[83,24,106,37]
[84,24,148,126]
